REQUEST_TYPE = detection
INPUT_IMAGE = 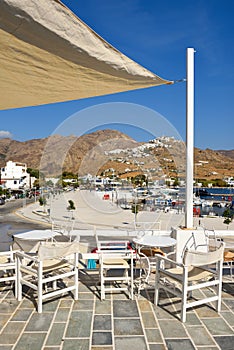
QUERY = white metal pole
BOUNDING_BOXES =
[185,48,195,228]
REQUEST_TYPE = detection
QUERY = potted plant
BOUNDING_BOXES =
[67,199,76,219]
[223,208,233,229]
[39,196,47,213]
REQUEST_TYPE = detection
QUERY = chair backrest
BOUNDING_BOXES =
[181,230,211,260]
[38,241,80,261]
[94,227,129,251]
[52,218,75,237]
[183,242,225,267]
[98,249,134,262]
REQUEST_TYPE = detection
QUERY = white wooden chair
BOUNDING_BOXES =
[51,219,75,241]
[204,230,234,281]
[16,241,79,313]
[0,250,18,296]
[154,242,225,322]
[94,228,129,251]
[222,239,234,280]
[98,249,134,300]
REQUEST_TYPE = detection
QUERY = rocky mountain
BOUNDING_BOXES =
[0,130,233,180]
[217,150,234,160]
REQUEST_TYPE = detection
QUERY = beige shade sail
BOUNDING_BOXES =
[0,0,173,110]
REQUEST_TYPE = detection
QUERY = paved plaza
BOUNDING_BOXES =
[0,271,234,350]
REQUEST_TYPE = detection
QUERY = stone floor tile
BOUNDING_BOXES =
[59,299,73,308]
[91,347,113,350]
[196,347,219,350]
[221,311,234,326]
[214,335,234,350]
[145,328,163,343]
[195,306,222,318]
[202,317,233,335]
[115,336,147,350]
[46,323,66,346]
[0,321,25,344]
[25,312,54,331]
[0,314,11,331]
[186,326,216,346]
[112,292,131,300]
[93,315,112,330]
[223,299,234,311]
[41,300,60,312]
[148,344,166,350]
[114,318,143,336]
[183,312,201,325]
[72,299,94,310]
[18,299,35,309]
[78,292,95,299]
[54,307,70,322]
[0,299,19,313]
[65,311,92,338]
[14,333,47,350]
[159,319,188,338]
[11,309,33,321]
[152,304,176,320]
[138,299,153,312]
[222,283,234,297]
[165,338,195,350]
[141,311,158,328]
[113,300,139,317]
[95,299,112,314]
[92,331,112,346]
[62,338,90,350]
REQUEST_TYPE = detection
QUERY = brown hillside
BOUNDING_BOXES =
[217,150,234,160]
[0,132,233,180]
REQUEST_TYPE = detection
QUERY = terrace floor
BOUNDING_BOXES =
[0,273,233,350]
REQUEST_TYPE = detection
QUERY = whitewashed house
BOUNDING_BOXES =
[0,160,32,190]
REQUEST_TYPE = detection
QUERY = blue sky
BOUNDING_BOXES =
[0,0,233,150]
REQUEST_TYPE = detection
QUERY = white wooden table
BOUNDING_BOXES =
[133,235,176,249]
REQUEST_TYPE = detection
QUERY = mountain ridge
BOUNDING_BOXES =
[0,130,233,180]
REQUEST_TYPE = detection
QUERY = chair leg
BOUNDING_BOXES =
[130,262,134,300]
[16,257,22,301]
[100,266,105,300]
[181,284,187,323]
[181,268,188,323]
[154,261,160,305]
[181,303,187,323]
[37,262,43,313]
[74,267,78,300]
[216,260,222,313]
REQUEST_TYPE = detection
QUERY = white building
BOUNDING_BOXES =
[0,160,32,190]
[224,177,234,186]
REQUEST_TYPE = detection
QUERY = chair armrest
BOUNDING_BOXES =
[16,251,38,263]
[0,250,18,256]
[155,254,184,268]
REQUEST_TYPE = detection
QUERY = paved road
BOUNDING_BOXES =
[0,198,46,248]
